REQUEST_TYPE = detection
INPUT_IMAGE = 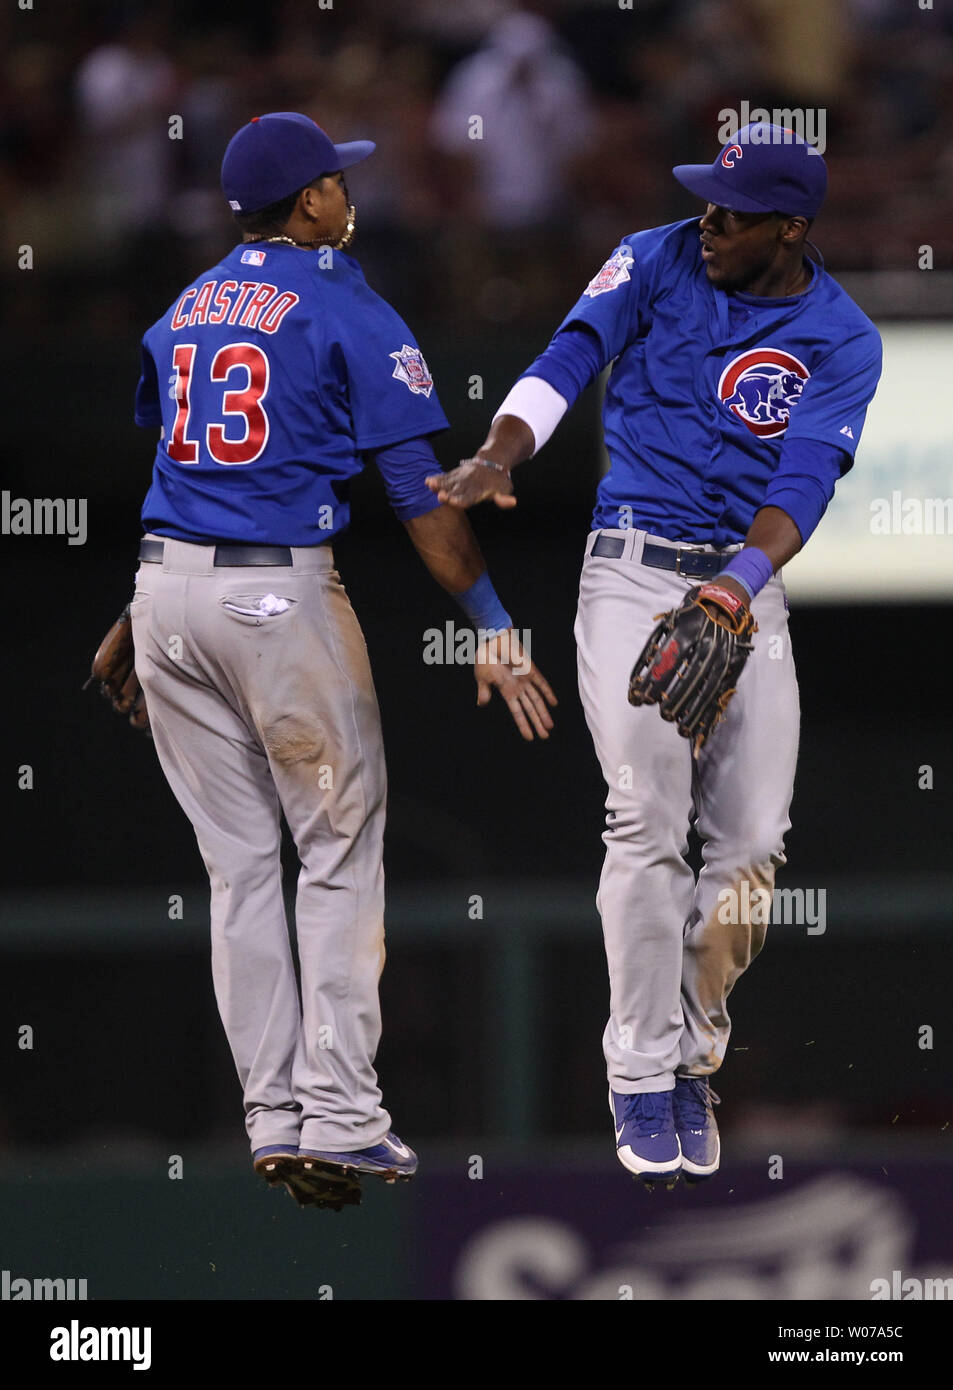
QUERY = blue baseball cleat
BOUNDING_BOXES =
[610,1088,681,1188]
[299,1131,418,1184]
[672,1076,721,1181]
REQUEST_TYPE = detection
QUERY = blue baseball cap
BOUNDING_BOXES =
[673,123,827,219]
[221,112,375,214]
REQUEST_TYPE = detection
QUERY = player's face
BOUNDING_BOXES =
[698,205,786,290]
[315,171,350,241]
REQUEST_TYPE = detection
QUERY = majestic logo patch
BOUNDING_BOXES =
[241,248,266,266]
[389,344,434,397]
[718,348,810,438]
[584,248,634,298]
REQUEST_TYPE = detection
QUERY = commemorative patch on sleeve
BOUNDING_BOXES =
[584,247,634,298]
[389,344,434,397]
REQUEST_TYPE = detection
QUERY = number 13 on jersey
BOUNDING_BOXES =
[167,342,271,465]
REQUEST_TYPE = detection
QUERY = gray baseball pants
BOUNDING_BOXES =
[131,535,391,1153]
[574,528,800,1094]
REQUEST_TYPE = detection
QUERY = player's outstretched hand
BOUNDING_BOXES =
[473,630,557,741]
[426,458,517,510]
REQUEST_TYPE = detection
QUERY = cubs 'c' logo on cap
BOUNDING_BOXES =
[584,247,634,298]
[718,347,810,438]
[721,144,743,168]
[389,344,434,397]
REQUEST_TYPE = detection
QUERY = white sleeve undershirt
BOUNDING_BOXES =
[492,375,569,456]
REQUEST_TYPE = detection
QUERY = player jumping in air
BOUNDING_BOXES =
[127,113,556,1210]
[430,124,882,1188]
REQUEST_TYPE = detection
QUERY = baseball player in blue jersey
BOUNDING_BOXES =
[129,112,556,1210]
[430,124,882,1187]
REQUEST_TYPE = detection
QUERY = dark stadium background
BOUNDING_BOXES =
[1,0,951,1304]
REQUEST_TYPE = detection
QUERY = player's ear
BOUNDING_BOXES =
[297,180,324,222]
[779,214,808,246]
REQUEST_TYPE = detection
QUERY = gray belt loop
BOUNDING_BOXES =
[591,533,626,559]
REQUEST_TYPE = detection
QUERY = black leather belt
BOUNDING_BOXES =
[139,539,295,566]
[591,532,727,579]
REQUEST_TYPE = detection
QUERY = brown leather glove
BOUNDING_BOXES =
[85,603,150,733]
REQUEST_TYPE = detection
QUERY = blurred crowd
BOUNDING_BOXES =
[3,0,953,332]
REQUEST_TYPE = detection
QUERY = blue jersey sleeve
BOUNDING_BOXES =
[763,438,848,545]
[518,324,606,410]
[548,223,690,372]
[333,279,450,451]
[134,341,162,428]
[369,436,442,521]
[784,323,883,457]
[555,235,655,361]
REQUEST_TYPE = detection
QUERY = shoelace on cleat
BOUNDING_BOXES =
[675,1079,721,1128]
[620,1092,673,1137]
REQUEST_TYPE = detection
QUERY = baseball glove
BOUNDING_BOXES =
[627,582,756,755]
[84,603,150,734]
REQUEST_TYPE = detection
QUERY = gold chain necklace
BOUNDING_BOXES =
[248,204,357,253]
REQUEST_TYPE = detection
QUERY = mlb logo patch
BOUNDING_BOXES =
[584,247,634,298]
[389,344,434,397]
[241,248,266,266]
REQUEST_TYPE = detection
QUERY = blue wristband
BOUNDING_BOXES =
[454,571,512,635]
[717,546,774,601]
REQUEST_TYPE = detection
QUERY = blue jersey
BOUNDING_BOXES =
[554,218,882,545]
[135,242,449,545]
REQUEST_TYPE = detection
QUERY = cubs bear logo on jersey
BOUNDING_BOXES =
[584,248,635,299]
[718,347,810,438]
[389,344,434,397]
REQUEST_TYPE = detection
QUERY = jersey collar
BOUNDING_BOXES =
[730,254,819,308]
